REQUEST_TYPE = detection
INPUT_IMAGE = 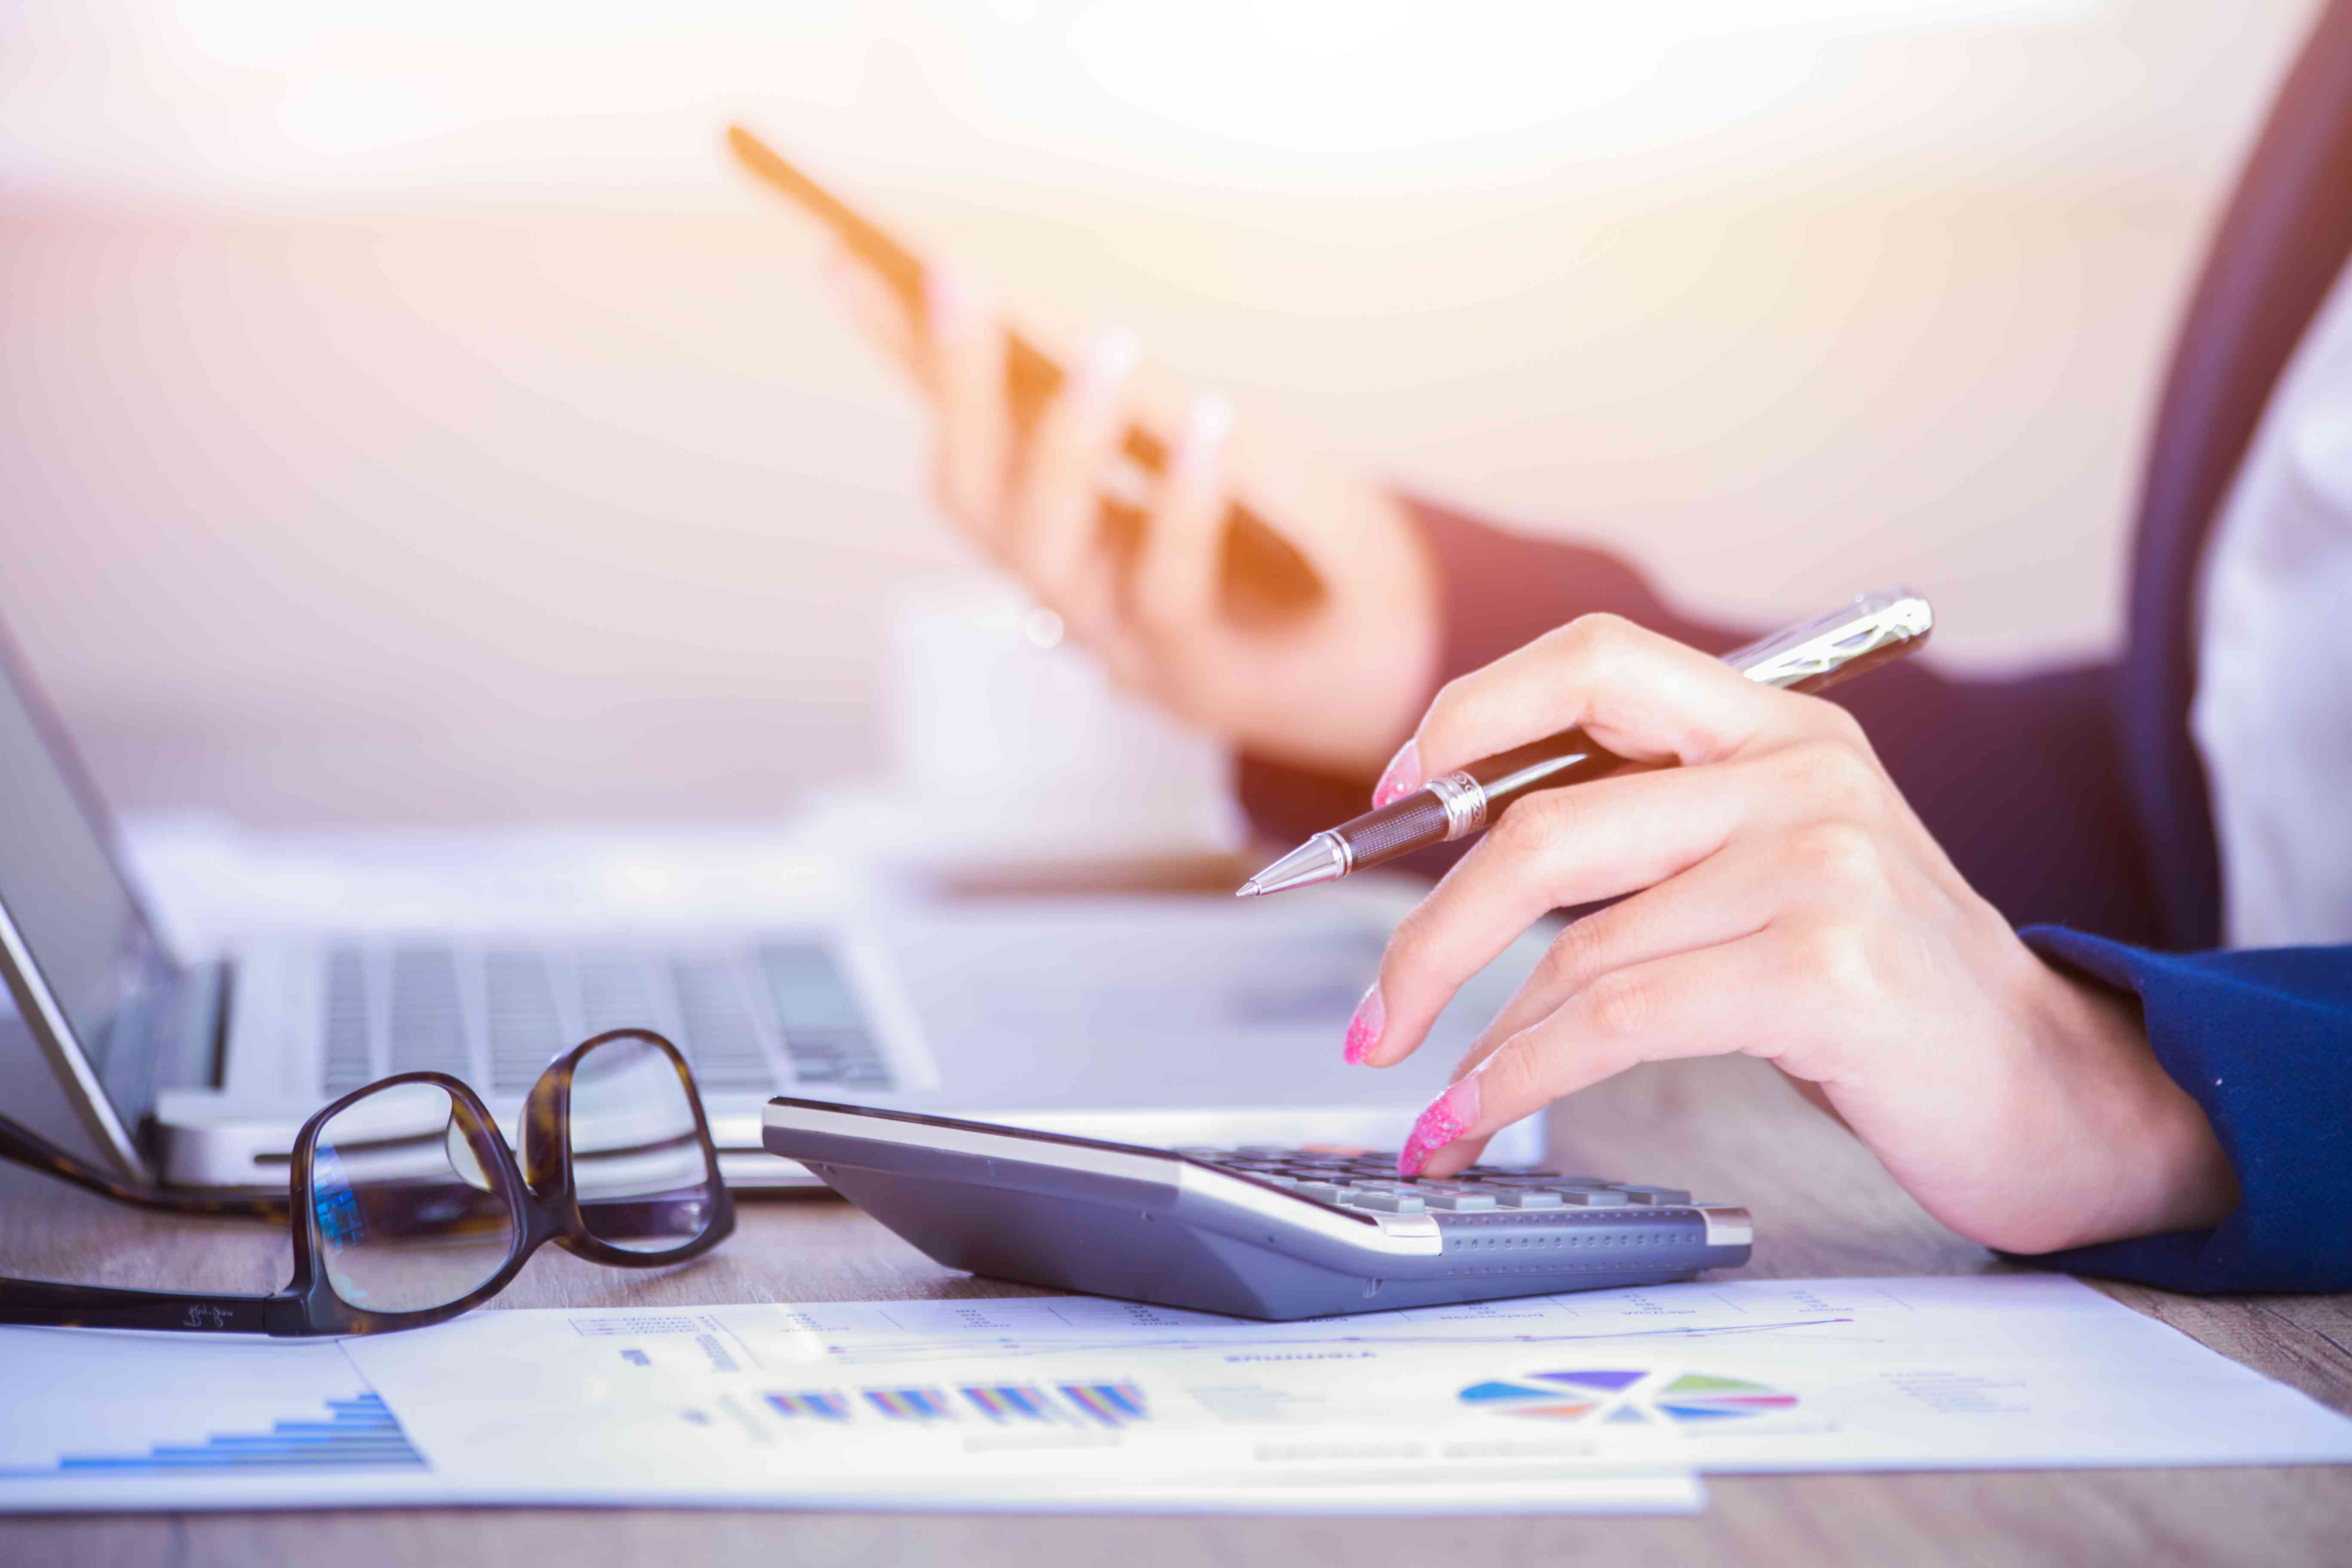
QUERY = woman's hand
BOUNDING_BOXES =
[1349,613,2239,1256]
[820,249,1439,778]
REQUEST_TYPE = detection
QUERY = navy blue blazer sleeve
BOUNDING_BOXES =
[2018,931,2352,1293]
[1238,497,2166,943]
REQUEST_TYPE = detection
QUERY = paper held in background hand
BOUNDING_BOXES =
[4,1275,2350,1517]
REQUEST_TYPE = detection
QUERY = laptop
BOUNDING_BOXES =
[0,626,1549,1193]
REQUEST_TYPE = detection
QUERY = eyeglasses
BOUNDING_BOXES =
[0,1029,734,1336]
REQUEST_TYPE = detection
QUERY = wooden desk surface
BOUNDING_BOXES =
[6,1053,2349,1566]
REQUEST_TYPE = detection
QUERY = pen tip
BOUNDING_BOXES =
[1234,880,1261,898]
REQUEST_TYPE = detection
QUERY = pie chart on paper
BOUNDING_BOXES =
[1456,1369,1798,1425]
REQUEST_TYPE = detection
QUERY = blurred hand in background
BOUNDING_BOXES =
[821,246,1439,781]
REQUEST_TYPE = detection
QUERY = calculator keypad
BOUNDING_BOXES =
[1177,1147,1692,1216]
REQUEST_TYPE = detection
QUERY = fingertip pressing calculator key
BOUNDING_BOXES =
[763,1098,1752,1320]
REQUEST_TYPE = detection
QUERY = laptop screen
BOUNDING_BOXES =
[0,633,178,1164]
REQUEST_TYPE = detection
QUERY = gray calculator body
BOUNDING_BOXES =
[764,1097,1753,1320]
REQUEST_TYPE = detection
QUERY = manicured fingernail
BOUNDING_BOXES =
[1077,326,1142,398]
[1343,982,1384,1066]
[1372,738,1421,809]
[1398,1076,1480,1178]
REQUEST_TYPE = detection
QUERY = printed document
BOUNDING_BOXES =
[4,1274,2349,1516]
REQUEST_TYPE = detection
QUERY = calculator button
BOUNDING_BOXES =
[1495,1190,1565,1208]
[1557,1189,1631,1207]
[1424,1191,1498,1211]
[1613,1186,1690,1205]
[1297,1182,1350,1204]
[1342,1191,1426,1214]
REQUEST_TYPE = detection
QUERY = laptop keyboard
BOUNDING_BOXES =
[319,940,894,1102]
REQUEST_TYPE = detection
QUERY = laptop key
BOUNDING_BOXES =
[759,943,895,1092]
[321,948,374,1096]
[389,947,471,1078]
[484,950,567,1093]
[672,957,781,1092]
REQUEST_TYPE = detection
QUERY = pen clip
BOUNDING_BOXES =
[1725,588,1934,694]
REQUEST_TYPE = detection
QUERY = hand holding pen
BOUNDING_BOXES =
[1238,590,1936,897]
[1335,605,2234,1262]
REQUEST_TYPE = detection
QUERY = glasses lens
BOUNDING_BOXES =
[567,1035,719,1255]
[309,1083,517,1314]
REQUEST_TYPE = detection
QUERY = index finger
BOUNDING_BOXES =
[1410,614,1833,787]
[1400,925,1810,1178]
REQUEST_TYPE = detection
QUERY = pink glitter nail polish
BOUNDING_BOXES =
[1371,738,1421,809]
[1397,1077,1480,1178]
[1343,983,1385,1065]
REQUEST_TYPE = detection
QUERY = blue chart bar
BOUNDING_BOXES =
[765,1391,852,1422]
[1058,1382,1148,1427]
[862,1387,954,1421]
[44,1394,425,1476]
[961,1384,1056,1423]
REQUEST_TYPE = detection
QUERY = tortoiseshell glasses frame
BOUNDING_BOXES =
[0,1028,734,1336]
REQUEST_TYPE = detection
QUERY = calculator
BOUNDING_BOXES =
[763,1097,1752,1320]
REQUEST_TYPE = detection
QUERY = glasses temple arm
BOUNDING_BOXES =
[0,1277,294,1334]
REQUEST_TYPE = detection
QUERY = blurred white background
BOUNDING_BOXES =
[0,0,2323,827]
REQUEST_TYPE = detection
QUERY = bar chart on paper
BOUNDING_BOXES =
[862,1387,956,1421]
[0,1393,425,1477]
[0,1330,442,1510]
[1059,1381,1148,1427]
[764,1381,1150,1427]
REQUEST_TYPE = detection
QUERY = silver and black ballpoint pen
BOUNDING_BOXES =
[1234,588,1935,898]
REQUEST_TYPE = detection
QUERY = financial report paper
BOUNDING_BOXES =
[3,1275,2348,1515]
